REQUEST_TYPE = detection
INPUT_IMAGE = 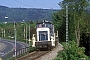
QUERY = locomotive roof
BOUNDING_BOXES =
[36,20,53,24]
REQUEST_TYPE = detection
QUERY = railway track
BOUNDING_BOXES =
[18,50,49,60]
[18,42,59,60]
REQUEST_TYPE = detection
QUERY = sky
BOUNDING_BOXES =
[0,0,63,9]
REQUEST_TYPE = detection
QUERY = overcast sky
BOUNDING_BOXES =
[0,0,63,9]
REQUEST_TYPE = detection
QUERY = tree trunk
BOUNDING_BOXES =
[75,19,80,46]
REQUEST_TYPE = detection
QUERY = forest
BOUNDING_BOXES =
[0,5,58,22]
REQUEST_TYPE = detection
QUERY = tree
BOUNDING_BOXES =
[53,0,90,45]
[52,10,66,42]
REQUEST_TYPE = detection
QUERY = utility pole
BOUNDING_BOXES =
[29,24,31,46]
[22,20,27,43]
[4,29,5,38]
[66,5,68,45]
[14,21,17,58]
[24,26,25,39]
[2,28,3,39]
[26,23,27,43]
[5,17,17,58]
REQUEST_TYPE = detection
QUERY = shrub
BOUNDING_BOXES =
[54,40,88,60]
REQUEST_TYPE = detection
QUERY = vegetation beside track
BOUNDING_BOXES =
[54,41,89,60]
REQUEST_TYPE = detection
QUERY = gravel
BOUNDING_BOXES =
[35,43,63,60]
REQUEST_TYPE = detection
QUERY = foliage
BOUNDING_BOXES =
[52,10,62,30]
[52,0,90,44]
[54,41,89,60]
[52,10,66,42]
[0,21,36,41]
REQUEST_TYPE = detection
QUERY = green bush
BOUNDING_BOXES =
[54,41,88,60]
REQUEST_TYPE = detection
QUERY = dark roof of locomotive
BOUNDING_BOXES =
[36,20,53,24]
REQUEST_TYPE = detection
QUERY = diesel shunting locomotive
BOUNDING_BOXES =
[32,20,58,49]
